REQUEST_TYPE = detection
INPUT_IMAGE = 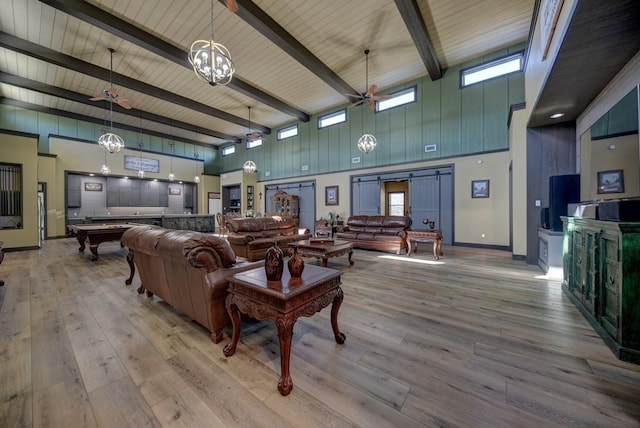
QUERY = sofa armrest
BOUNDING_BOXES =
[185,246,225,273]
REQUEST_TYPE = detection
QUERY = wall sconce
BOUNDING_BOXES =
[259,191,262,200]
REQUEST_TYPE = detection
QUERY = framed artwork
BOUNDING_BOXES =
[597,169,624,194]
[325,186,339,206]
[471,179,490,198]
[169,186,181,195]
[84,182,103,191]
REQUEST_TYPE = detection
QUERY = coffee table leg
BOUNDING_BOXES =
[331,287,346,344]
[348,249,354,266]
[322,256,328,268]
[223,297,242,357]
[89,244,99,261]
[275,314,296,396]
[432,240,438,260]
[407,239,413,256]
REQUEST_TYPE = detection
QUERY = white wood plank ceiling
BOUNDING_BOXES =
[0,0,534,147]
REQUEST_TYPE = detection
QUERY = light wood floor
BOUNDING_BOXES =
[1,238,640,427]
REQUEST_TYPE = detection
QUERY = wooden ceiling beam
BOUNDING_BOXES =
[0,32,267,136]
[0,72,239,143]
[38,0,310,122]
[394,0,442,80]
[228,0,359,98]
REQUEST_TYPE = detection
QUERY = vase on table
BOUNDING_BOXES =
[287,246,305,278]
[265,243,284,281]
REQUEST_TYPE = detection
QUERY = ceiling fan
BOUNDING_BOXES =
[345,49,390,111]
[89,48,140,110]
[224,0,239,12]
[246,106,262,142]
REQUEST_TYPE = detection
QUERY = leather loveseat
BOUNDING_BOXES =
[336,215,412,254]
[226,216,311,261]
[121,225,262,343]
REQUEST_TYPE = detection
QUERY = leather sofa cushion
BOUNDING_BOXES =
[364,226,382,234]
[229,216,296,233]
[153,229,237,268]
[384,216,412,228]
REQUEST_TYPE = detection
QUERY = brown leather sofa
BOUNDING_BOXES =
[336,215,412,254]
[121,225,262,343]
[226,216,311,261]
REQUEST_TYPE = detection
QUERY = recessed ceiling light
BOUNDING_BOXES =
[550,113,564,119]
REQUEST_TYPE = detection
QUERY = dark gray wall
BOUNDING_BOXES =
[526,122,577,264]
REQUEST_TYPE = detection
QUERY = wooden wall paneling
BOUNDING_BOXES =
[405,96,423,160]
[0,105,14,129]
[508,69,525,107]
[440,69,462,157]
[422,78,442,160]
[317,124,330,174]
[350,106,364,169]
[389,106,407,164]
[525,122,577,264]
[439,171,454,244]
[483,76,508,151]
[338,120,351,171]
[327,124,340,173]
[57,116,76,139]
[375,110,391,166]
[461,83,484,154]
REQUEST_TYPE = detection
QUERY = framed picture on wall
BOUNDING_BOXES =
[471,179,490,198]
[169,186,181,195]
[325,186,339,206]
[84,182,103,191]
[597,169,624,194]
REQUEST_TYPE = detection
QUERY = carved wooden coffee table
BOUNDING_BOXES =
[223,264,345,396]
[406,230,444,259]
[290,239,354,267]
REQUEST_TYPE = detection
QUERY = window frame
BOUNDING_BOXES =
[277,124,299,140]
[0,162,23,229]
[318,109,347,129]
[387,191,405,216]
[459,51,524,88]
[375,86,417,112]
[221,144,236,156]
[245,138,263,150]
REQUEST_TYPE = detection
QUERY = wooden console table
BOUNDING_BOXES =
[223,264,345,396]
[406,230,444,259]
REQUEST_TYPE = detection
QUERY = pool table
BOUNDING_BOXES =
[69,223,137,261]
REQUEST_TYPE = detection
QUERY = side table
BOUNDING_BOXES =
[223,264,345,396]
[407,230,444,259]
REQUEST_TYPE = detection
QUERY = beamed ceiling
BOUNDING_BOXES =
[0,0,534,147]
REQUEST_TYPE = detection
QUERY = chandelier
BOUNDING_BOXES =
[357,134,377,154]
[194,151,201,183]
[98,48,125,153]
[356,50,377,154]
[243,160,257,174]
[168,141,175,181]
[189,0,235,86]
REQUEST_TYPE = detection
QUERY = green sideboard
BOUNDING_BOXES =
[562,217,640,363]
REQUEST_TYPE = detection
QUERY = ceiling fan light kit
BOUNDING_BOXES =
[189,0,235,86]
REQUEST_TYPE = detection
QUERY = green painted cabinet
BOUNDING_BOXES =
[562,217,640,363]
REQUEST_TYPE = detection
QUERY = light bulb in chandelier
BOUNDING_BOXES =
[357,133,377,154]
[98,132,125,153]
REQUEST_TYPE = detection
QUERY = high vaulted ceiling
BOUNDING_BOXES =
[0,0,534,148]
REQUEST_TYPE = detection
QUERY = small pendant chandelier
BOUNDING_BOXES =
[356,49,377,154]
[98,48,125,153]
[243,160,257,174]
[194,150,201,183]
[189,0,235,86]
[168,141,175,181]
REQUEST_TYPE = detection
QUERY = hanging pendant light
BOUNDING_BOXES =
[101,148,111,175]
[193,150,201,183]
[168,141,175,181]
[243,160,257,174]
[189,0,235,86]
[136,114,145,178]
[98,48,125,153]
[357,49,377,154]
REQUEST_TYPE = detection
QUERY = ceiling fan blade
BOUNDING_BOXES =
[367,100,376,110]
[372,94,392,101]
[89,96,108,101]
[224,0,239,12]
[345,93,364,99]
[366,84,378,98]
[115,99,134,109]
[349,100,364,108]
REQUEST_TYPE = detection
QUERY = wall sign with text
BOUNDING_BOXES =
[124,155,160,173]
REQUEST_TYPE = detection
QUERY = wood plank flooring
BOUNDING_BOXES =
[1,238,639,427]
